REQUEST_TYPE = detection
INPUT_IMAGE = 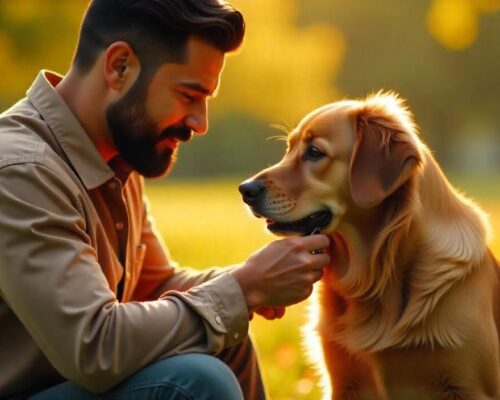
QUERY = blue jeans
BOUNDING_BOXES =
[28,339,266,400]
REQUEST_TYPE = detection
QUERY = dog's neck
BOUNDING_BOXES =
[329,205,386,281]
[328,190,416,301]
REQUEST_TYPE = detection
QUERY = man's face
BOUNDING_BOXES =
[106,36,225,178]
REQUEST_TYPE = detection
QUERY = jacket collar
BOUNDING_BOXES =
[27,70,115,189]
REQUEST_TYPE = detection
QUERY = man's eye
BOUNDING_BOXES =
[180,92,196,103]
[182,93,196,102]
[303,145,326,161]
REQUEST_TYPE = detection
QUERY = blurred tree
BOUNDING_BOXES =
[296,0,500,172]
[428,0,500,50]
[1,0,499,177]
[0,0,87,106]
[211,0,344,125]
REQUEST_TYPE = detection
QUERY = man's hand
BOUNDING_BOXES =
[231,235,330,312]
[249,306,286,320]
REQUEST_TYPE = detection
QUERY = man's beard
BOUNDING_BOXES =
[106,78,192,178]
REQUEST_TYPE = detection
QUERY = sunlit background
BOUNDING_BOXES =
[1,1,499,398]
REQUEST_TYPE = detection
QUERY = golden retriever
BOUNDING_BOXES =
[239,92,500,399]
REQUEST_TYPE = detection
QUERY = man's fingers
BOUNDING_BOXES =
[301,234,330,253]
[254,306,286,320]
[313,268,324,282]
[305,253,330,271]
[260,308,275,319]
[275,307,286,318]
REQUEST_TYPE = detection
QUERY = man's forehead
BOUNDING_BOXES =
[178,36,225,93]
[186,37,225,72]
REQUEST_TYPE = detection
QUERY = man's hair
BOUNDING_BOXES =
[73,0,245,74]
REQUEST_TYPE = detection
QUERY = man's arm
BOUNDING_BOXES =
[0,161,248,393]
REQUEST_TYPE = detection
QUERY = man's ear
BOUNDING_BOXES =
[348,93,422,208]
[103,41,140,92]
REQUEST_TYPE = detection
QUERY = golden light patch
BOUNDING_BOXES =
[427,0,478,50]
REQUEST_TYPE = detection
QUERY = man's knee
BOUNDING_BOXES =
[28,354,244,400]
[150,354,244,400]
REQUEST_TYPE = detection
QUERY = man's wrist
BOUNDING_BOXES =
[229,269,262,313]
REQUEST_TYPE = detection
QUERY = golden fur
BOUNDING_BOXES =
[242,92,500,399]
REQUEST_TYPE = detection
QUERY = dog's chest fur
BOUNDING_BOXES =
[311,252,500,400]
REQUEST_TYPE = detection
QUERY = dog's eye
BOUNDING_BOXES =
[303,145,326,161]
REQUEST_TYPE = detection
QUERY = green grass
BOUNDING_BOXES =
[145,177,500,400]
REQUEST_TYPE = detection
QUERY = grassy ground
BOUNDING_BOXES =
[145,177,500,400]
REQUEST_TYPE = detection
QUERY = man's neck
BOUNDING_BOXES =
[55,67,118,163]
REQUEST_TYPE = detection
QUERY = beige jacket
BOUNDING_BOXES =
[0,71,248,398]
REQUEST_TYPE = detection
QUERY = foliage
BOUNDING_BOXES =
[212,0,344,124]
[294,0,500,174]
[428,0,500,50]
[0,0,499,178]
[0,0,86,101]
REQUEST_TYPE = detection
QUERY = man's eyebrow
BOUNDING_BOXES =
[180,82,214,96]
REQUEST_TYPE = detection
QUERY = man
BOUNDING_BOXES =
[0,0,330,398]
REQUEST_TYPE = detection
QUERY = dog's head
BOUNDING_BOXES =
[240,92,423,236]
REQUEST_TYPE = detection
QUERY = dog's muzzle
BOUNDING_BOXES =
[239,180,266,206]
[239,180,334,235]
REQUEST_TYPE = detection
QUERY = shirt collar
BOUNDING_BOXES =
[27,70,115,190]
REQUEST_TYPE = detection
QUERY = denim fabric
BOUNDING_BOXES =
[28,354,244,400]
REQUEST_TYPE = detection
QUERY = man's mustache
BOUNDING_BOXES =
[158,125,192,143]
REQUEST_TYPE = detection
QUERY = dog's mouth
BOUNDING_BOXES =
[265,210,334,235]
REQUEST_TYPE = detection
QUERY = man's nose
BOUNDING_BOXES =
[185,103,208,135]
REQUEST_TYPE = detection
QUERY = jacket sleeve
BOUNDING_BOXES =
[0,161,249,393]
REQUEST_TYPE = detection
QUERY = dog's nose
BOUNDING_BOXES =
[239,181,266,204]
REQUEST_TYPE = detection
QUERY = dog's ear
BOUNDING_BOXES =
[349,93,421,208]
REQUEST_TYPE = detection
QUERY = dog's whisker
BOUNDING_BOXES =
[269,122,292,137]
[267,135,288,142]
